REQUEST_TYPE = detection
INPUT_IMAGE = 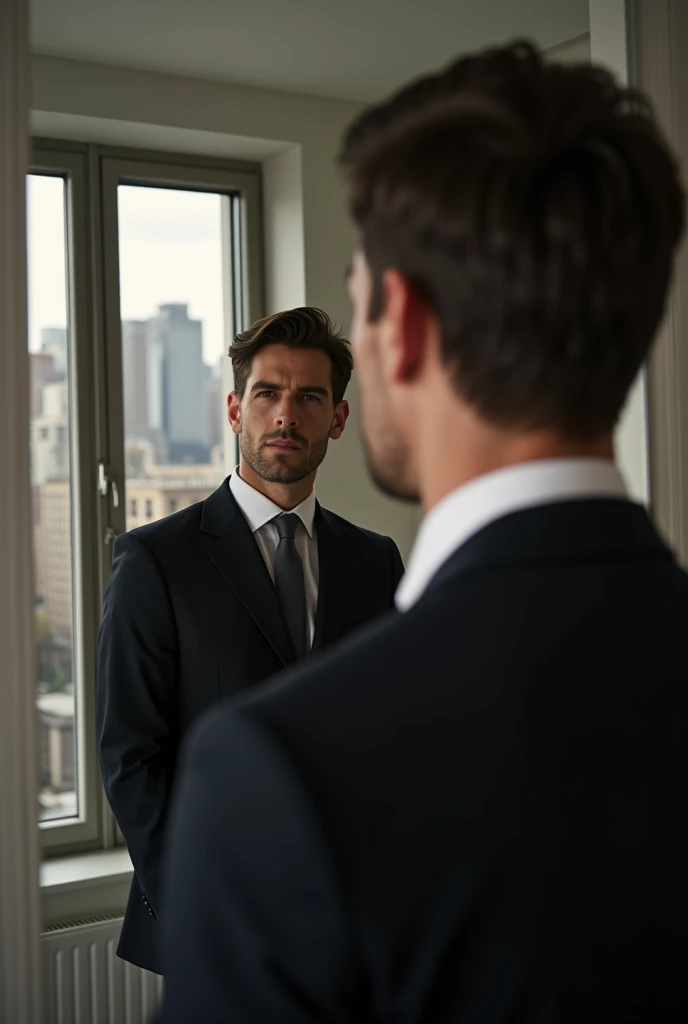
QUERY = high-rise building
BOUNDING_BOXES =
[204,364,224,452]
[41,327,68,376]
[37,691,75,794]
[124,447,222,529]
[31,380,70,485]
[42,380,69,419]
[34,480,73,643]
[122,319,150,437]
[29,351,63,416]
[31,421,70,486]
[147,304,207,463]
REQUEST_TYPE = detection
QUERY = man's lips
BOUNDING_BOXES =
[264,440,301,451]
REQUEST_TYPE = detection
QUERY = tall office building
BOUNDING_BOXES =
[29,351,63,416]
[31,381,70,486]
[40,327,68,376]
[147,304,207,463]
[204,362,224,452]
[122,320,150,437]
[34,480,73,643]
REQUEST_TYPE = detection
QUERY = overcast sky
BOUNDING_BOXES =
[27,174,227,367]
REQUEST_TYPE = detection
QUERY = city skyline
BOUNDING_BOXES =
[123,302,224,463]
[28,175,230,366]
[29,305,227,821]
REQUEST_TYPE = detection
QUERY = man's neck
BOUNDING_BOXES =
[418,420,615,515]
[237,460,316,512]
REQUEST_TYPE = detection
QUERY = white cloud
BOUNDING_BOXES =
[118,185,227,365]
[27,175,68,353]
[28,176,232,367]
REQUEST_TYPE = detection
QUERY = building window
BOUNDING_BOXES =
[28,142,260,855]
[28,172,79,834]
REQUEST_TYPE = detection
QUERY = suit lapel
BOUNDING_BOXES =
[201,479,296,667]
[312,505,353,653]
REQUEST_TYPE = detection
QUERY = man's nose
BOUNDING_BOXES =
[275,397,298,428]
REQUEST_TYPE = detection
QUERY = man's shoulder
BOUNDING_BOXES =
[123,477,234,557]
[129,501,202,544]
[123,496,207,554]
[318,505,395,550]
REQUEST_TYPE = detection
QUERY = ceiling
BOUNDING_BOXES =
[31,0,589,104]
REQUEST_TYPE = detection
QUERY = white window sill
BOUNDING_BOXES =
[41,847,133,893]
[40,849,133,927]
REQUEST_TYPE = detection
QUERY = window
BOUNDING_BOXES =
[28,174,77,823]
[29,142,262,854]
[28,173,78,825]
[115,178,243,531]
[28,150,101,853]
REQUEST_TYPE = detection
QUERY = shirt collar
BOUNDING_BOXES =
[396,458,627,613]
[230,468,316,538]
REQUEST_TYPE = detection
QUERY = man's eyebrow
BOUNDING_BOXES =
[250,381,330,397]
[250,380,284,392]
[297,385,330,397]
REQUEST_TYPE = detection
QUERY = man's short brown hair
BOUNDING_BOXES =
[340,41,685,439]
[229,307,353,406]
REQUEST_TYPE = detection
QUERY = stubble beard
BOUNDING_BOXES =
[240,429,329,485]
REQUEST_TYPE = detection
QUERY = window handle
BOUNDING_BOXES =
[98,462,120,508]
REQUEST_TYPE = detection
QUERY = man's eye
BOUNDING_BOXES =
[258,391,274,398]
[302,394,320,403]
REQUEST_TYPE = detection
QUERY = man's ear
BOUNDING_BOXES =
[380,269,433,384]
[329,400,350,441]
[227,392,242,435]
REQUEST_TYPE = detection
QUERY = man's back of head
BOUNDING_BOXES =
[340,41,684,506]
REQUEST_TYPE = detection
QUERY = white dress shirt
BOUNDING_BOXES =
[396,458,628,612]
[230,469,319,646]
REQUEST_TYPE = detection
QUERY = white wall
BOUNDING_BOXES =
[546,33,591,62]
[1,3,43,1017]
[588,1,649,505]
[31,55,422,557]
[544,23,649,506]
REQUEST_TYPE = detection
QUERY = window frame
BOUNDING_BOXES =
[31,140,263,857]
[31,146,103,852]
[99,150,262,549]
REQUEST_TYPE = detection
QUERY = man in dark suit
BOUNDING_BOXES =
[158,42,688,1021]
[97,306,404,976]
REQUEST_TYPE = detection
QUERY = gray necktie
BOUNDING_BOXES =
[274,513,309,659]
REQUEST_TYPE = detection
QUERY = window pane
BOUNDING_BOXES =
[28,174,79,823]
[118,185,232,530]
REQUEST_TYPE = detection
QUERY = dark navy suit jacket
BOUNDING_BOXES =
[96,477,404,975]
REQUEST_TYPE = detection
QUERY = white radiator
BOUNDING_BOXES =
[42,915,163,1024]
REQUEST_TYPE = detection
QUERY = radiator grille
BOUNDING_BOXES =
[42,917,163,1024]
